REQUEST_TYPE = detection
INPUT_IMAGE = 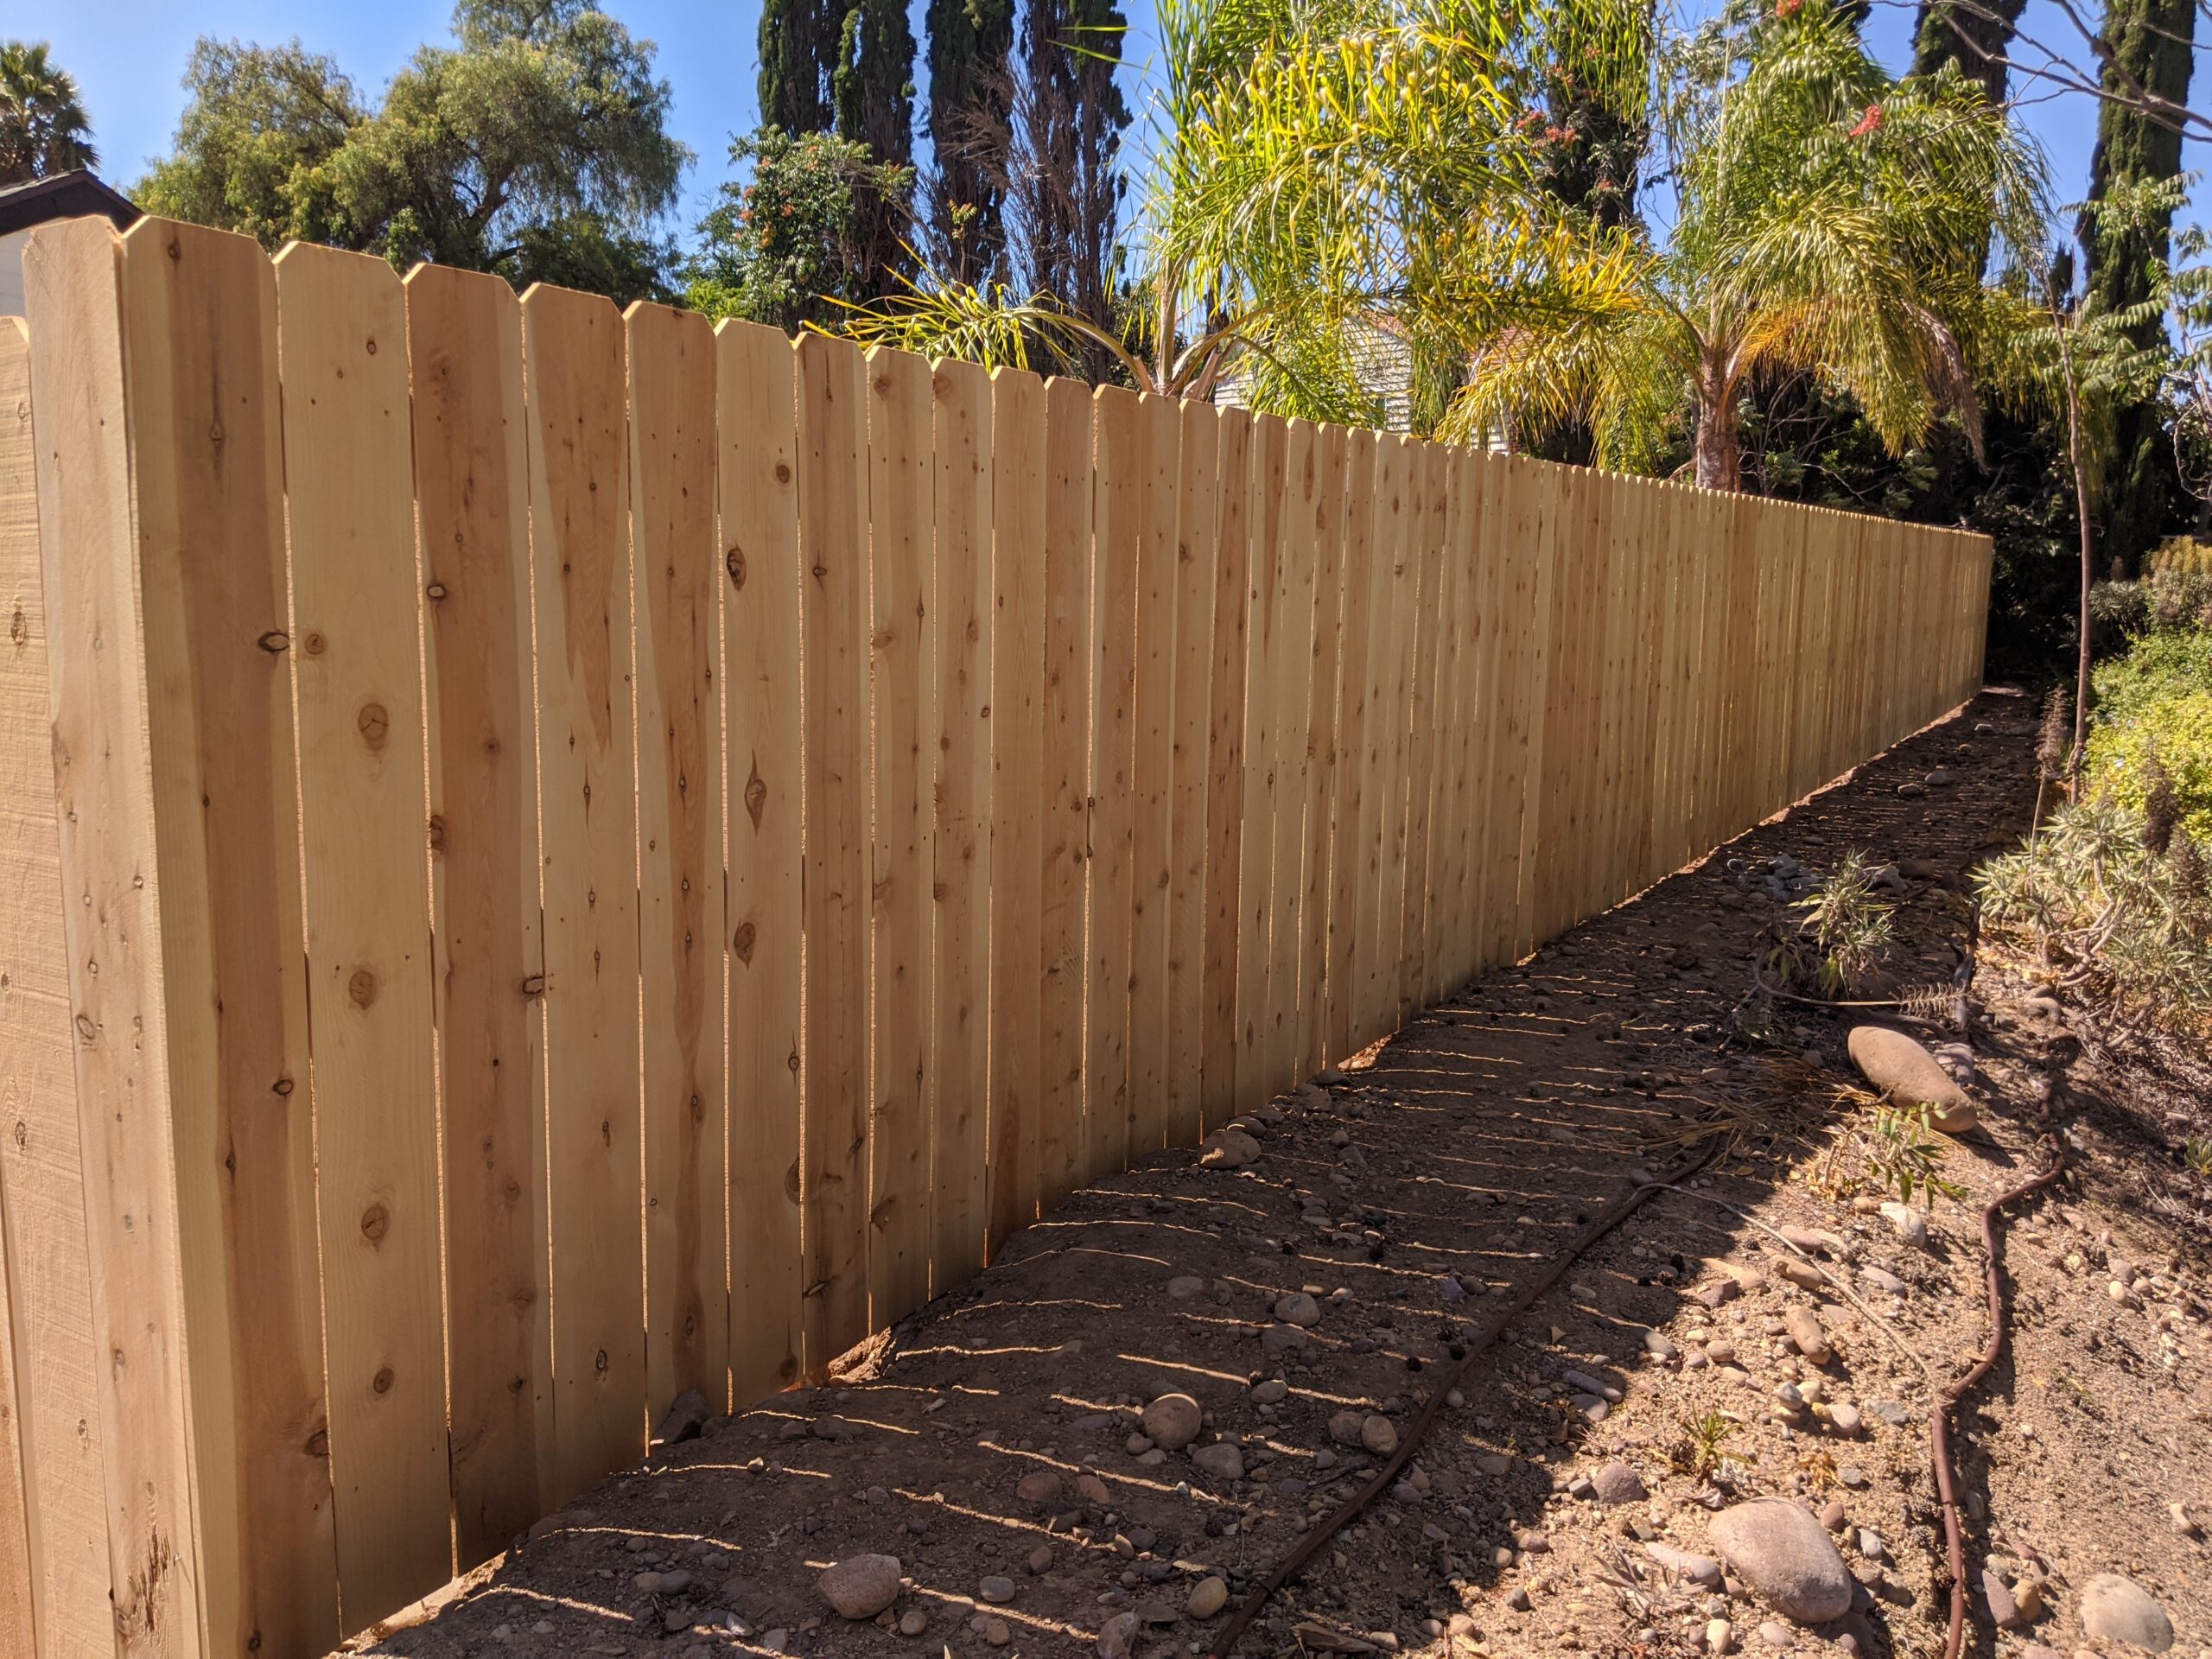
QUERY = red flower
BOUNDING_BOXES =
[1776,0,1802,16]
[1848,104,1884,137]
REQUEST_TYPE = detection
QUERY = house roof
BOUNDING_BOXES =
[0,171,142,239]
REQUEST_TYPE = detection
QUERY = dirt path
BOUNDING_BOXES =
[358,693,2210,1659]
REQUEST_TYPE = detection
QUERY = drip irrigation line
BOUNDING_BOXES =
[1933,1136,2065,1659]
[1206,1134,1728,1658]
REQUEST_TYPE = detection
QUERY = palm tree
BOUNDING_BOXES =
[841,0,1651,425]
[0,41,98,185]
[1452,1,2044,489]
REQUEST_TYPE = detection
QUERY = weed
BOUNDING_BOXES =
[2185,1137,2212,1177]
[1863,1103,1966,1208]
[1669,1409,1738,1483]
[1770,852,1896,996]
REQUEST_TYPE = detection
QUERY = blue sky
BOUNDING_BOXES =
[26,0,2208,251]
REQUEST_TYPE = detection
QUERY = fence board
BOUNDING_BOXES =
[865,347,936,1318]
[1263,423,1317,1090]
[273,242,449,1625]
[930,357,993,1283]
[406,264,550,1560]
[795,334,872,1367]
[1038,379,1095,1199]
[1354,436,1409,1050]
[1395,442,1444,1020]
[0,1163,29,1658]
[1236,415,1287,1106]
[1166,400,1221,1144]
[1128,394,1181,1154]
[1299,425,1347,1070]
[1198,410,1254,1130]
[1,314,111,1659]
[1089,386,1142,1170]
[988,367,1048,1254]
[522,284,644,1503]
[717,321,804,1404]
[626,302,728,1419]
[1326,431,1376,1053]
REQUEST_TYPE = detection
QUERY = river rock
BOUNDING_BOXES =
[1708,1499,1853,1623]
[1016,1470,1063,1503]
[1096,1610,1141,1658]
[1275,1292,1321,1327]
[1330,1410,1368,1446]
[1143,1393,1203,1449]
[2077,1573,2173,1651]
[1784,1307,1831,1363]
[1592,1460,1647,1504]
[1361,1414,1398,1455]
[1847,1027,1977,1132]
[1188,1577,1229,1618]
[1200,1129,1261,1168]
[1192,1442,1245,1480]
[1880,1202,1929,1249]
[980,1575,1015,1605]
[820,1554,903,1619]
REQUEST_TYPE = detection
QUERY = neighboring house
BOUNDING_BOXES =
[0,170,142,318]
[1210,309,1504,450]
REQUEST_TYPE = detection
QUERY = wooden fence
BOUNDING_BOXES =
[0,213,1990,1658]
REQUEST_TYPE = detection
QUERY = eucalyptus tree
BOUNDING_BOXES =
[1452,0,2044,489]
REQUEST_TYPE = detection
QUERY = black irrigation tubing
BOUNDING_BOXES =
[1207,1132,1731,1658]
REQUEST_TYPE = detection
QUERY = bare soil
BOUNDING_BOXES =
[355,691,2211,1659]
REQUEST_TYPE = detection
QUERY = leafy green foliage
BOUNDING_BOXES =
[1863,1103,1964,1208]
[135,41,365,249]
[137,2,687,306]
[2083,649,2212,849]
[0,40,98,182]
[1454,1,2044,487]
[1773,850,1897,996]
[1978,798,2212,1031]
[686,126,916,331]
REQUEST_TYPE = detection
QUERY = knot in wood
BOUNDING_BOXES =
[359,1202,390,1244]
[348,967,378,1008]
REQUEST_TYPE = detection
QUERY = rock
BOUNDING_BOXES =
[1819,1498,1847,1531]
[1016,1470,1064,1504]
[984,1618,1011,1646]
[1646,1544,1724,1589]
[1856,1530,1885,1563]
[1275,1292,1321,1327]
[1847,1027,1977,1133]
[1758,1621,1793,1648]
[1505,1588,1532,1612]
[1075,1473,1112,1505]
[1860,1266,1907,1296]
[1775,1258,1827,1291]
[1561,1370,1622,1402]
[1027,1544,1053,1573]
[1708,1498,1853,1624]
[1592,1460,1646,1504]
[1880,1203,1929,1249]
[1200,1129,1261,1169]
[1644,1329,1679,1361]
[1361,1414,1399,1455]
[898,1609,928,1637]
[653,1389,713,1450]
[1827,1402,1863,1435]
[979,1575,1016,1605]
[2171,1500,2202,1539]
[819,1554,903,1619]
[1930,1043,1975,1086]
[1143,1393,1203,1449]
[1783,1308,1831,1363]
[1262,1324,1310,1354]
[1707,1618,1735,1654]
[1135,1600,1177,1625]
[1839,1465,1868,1489]
[1251,1377,1288,1405]
[1188,1577,1229,1619]
[1192,1442,1246,1480]
[1168,1274,1205,1300]
[633,1568,694,1595]
[1983,1568,2023,1630]
[2078,1574,2173,1652]
[1096,1610,1141,1658]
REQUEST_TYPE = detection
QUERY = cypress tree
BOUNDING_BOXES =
[2081,0,2197,573]
[760,0,836,134]
[928,0,1018,282]
[833,0,918,294]
[1011,0,1128,354]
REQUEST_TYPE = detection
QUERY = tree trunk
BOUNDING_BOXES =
[1693,371,1742,492]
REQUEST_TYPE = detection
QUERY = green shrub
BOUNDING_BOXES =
[2084,621,2212,847]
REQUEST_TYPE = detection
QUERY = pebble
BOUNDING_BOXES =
[1775,1259,1827,1291]
[1168,1274,1205,1300]
[1879,1203,1929,1248]
[819,1554,903,1620]
[1707,1498,1853,1623]
[1506,1587,1532,1611]
[1758,1619,1793,1647]
[1142,1393,1204,1450]
[1707,1618,1735,1654]
[1361,1414,1399,1455]
[898,1610,928,1637]
[1819,1498,1847,1531]
[1251,1377,1288,1404]
[1860,1266,1907,1296]
[1188,1577,1229,1618]
[1838,1465,1868,1489]
[1644,1329,1679,1360]
[1027,1544,1052,1573]
[1561,1370,1622,1402]
[980,1575,1016,1605]
[1646,1543,1724,1588]
[1827,1402,1863,1435]
[1076,1473,1112,1504]
[2078,1573,2174,1651]
[1856,1529,1885,1562]
[983,1618,1011,1646]
[1096,1610,1141,1658]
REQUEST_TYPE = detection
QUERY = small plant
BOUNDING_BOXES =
[2185,1137,2212,1178]
[1777,852,1896,996]
[1862,1103,1965,1208]
[1669,1409,1738,1483]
